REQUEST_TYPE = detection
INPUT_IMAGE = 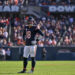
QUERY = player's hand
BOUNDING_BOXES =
[37,24,40,29]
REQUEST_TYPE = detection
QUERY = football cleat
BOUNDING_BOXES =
[27,70,34,73]
[18,70,26,73]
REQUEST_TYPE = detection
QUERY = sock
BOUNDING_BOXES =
[31,57,36,71]
[23,58,28,71]
[31,67,34,71]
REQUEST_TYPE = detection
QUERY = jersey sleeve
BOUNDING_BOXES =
[23,29,26,40]
[35,29,44,36]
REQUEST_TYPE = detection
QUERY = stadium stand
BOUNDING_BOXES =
[11,15,75,46]
[0,0,75,47]
[0,0,75,6]
[0,16,9,46]
[39,0,75,5]
[0,0,24,5]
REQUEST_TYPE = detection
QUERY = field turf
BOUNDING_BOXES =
[0,61,75,75]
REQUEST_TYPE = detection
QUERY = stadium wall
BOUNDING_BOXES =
[4,47,75,60]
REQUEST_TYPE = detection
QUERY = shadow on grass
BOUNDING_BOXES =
[0,72,34,75]
[0,72,20,74]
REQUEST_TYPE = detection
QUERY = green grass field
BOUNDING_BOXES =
[0,61,75,75]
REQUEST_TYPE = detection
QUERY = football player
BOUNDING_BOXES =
[19,17,43,73]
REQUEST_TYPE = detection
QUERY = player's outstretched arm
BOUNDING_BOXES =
[23,29,26,40]
[36,25,44,36]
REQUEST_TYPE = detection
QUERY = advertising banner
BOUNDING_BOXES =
[0,5,19,12]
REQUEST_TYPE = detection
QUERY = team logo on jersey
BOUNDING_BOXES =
[26,31,31,39]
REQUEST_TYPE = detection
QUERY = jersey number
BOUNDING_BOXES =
[26,31,31,39]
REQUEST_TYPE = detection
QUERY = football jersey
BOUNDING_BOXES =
[23,25,43,45]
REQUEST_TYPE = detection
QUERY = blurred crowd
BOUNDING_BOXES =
[0,0,37,6]
[0,14,75,47]
[11,15,75,47]
[0,0,24,5]
[0,46,11,60]
[0,0,75,6]
[0,17,9,46]
[39,0,75,5]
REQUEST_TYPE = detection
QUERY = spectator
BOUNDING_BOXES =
[51,38,57,46]
[0,46,6,60]
[14,0,18,5]
[37,40,44,47]
[3,29,8,39]
[2,39,7,46]
[42,48,47,60]
[63,36,71,45]
[6,48,11,60]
